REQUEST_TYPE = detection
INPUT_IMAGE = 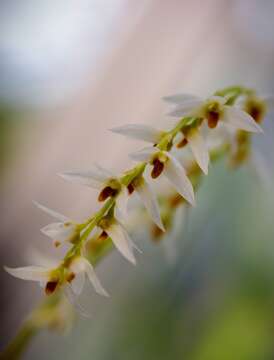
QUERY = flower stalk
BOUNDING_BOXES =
[2,85,273,359]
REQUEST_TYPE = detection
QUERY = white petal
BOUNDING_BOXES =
[105,223,136,264]
[187,131,209,174]
[223,106,263,133]
[33,201,69,222]
[115,186,129,220]
[58,171,103,189]
[129,146,157,162]
[93,163,116,179]
[163,152,195,206]
[4,265,51,281]
[135,178,164,231]
[163,93,202,104]
[82,259,109,297]
[71,272,85,296]
[41,222,75,242]
[168,99,204,117]
[110,124,163,143]
[118,221,142,254]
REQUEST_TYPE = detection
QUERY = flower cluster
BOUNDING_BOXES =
[5,86,273,311]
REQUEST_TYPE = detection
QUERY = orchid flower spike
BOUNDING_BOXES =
[33,201,80,247]
[59,164,128,219]
[165,94,263,133]
[129,147,195,206]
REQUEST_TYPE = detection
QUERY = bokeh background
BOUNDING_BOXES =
[1,0,274,359]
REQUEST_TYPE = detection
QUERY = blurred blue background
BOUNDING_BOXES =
[1,1,274,359]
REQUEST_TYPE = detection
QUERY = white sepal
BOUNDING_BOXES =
[4,265,51,282]
[187,130,209,174]
[41,222,76,242]
[71,272,85,296]
[223,106,263,133]
[135,178,164,231]
[163,152,195,206]
[105,223,136,264]
[33,201,69,222]
[115,186,129,220]
[168,99,203,117]
[59,164,115,189]
[129,146,157,162]
[110,124,163,143]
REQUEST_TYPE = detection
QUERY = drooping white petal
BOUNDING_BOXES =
[33,201,69,222]
[71,272,85,296]
[118,221,142,254]
[187,130,209,174]
[135,178,164,231]
[41,222,76,242]
[110,124,163,143]
[115,186,129,220]
[105,223,136,264]
[83,259,109,297]
[163,152,195,206]
[163,93,202,104]
[129,146,157,162]
[168,99,204,117]
[223,106,263,133]
[4,265,51,281]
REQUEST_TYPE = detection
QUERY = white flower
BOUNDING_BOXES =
[129,147,195,206]
[238,94,274,124]
[5,255,108,298]
[4,265,60,295]
[165,94,263,133]
[111,123,209,175]
[33,201,79,247]
[97,218,139,265]
[59,164,128,219]
[69,256,108,297]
